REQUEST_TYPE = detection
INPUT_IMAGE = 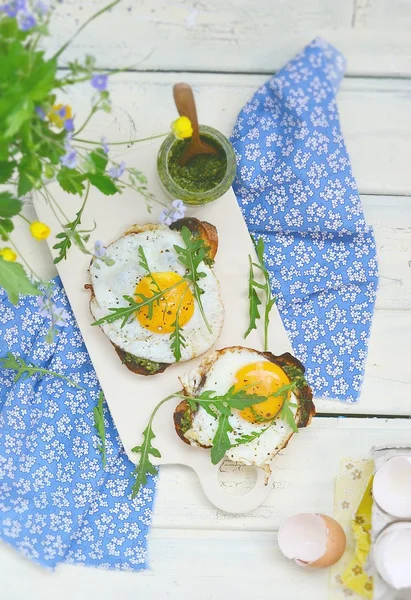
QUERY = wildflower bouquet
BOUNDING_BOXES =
[0,0,180,337]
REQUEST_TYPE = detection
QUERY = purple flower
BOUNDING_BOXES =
[91,74,108,92]
[57,106,67,118]
[60,148,77,169]
[159,199,187,226]
[2,0,26,17]
[171,199,186,219]
[108,161,125,179]
[35,106,46,120]
[37,297,69,327]
[101,136,109,154]
[34,0,48,15]
[64,118,74,132]
[17,11,37,30]
[94,240,106,258]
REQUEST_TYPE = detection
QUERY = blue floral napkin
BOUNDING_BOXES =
[231,38,379,403]
[0,278,157,570]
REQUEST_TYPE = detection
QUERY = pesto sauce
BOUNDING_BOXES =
[167,135,227,192]
[123,352,162,374]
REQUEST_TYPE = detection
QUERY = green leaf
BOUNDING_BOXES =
[210,414,232,465]
[89,149,108,173]
[17,154,42,197]
[57,168,87,195]
[0,219,14,240]
[93,391,107,468]
[0,258,41,304]
[17,172,34,197]
[279,400,298,433]
[0,191,22,218]
[131,424,160,498]
[0,351,83,388]
[173,226,212,334]
[244,255,262,339]
[4,97,34,138]
[0,161,16,183]
[88,174,118,195]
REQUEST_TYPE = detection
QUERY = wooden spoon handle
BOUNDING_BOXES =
[173,82,200,142]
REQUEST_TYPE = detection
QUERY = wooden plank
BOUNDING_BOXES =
[0,531,326,600]
[44,0,411,76]
[61,73,411,195]
[151,418,411,530]
[1,420,410,600]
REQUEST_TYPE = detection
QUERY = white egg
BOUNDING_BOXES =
[179,347,314,471]
[373,456,411,518]
[373,522,411,589]
[89,224,224,365]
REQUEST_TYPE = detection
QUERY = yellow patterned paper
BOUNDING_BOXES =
[329,459,374,600]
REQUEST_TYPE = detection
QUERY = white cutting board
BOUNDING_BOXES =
[33,138,293,514]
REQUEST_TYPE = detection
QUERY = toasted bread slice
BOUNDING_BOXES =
[87,218,220,376]
[173,347,315,453]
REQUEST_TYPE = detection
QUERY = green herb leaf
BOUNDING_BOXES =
[210,413,233,464]
[0,351,83,388]
[57,168,87,195]
[233,427,271,447]
[0,191,22,218]
[93,391,107,468]
[0,161,16,184]
[174,226,212,334]
[169,309,186,362]
[89,149,108,173]
[88,173,118,195]
[4,97,34,138]
[0,219,14,241]
[245,255,262,339]
[131,425,160,498]
[279,398,298,433]
[245,238,276,351]
[0,258,40,304]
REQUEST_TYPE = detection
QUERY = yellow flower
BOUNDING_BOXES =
[0,247,17,262]
[171,116,193,139]
[30,221,51,241]
[48,104,73,129]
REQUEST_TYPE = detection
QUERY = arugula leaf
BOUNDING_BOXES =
[279,398,298,433]
[137,245,162,295]
[93,391,107,468]
[174,226,212,334]
[169,310,186,362]
[210,413,233,465]
[130,392,178,498]
[0,351,83,388]
[92,279,184,328]
[233,426,271,447]
[0,258,40,304]
[0,161,16,184]
[245,237,276,351]
[244,254,262,339]
[88,173,118,195]
[57,168,87,195]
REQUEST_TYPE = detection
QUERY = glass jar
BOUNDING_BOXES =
[157,125,236,206]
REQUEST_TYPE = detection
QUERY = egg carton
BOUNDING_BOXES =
[368,445,411,600]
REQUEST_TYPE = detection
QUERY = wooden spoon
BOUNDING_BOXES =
[173,82,219,166]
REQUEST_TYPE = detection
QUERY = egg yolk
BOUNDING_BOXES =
[135,271,194,334]
[233,361,290,423]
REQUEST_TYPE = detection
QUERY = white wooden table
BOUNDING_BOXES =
[1,2,411,598]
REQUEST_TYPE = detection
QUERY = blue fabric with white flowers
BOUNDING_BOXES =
[0,278,157,570]
[231,38,378,402]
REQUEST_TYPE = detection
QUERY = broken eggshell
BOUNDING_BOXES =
[373,456,411,519]
[278,513,346,569]
[373,522,411,590]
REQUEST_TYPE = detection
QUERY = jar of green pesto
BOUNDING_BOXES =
[157,125,236,206]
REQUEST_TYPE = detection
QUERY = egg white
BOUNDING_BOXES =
[180,348,298,470]
[89,225,224,363]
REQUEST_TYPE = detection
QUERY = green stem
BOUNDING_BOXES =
[73,133,167,146]
[52,0,123,60]
[74,102,100,137]
[7,236,43,283]
[18,213,31,225]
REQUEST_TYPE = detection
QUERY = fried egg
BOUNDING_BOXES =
[175,347,315,472]
[89,222,224,368]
